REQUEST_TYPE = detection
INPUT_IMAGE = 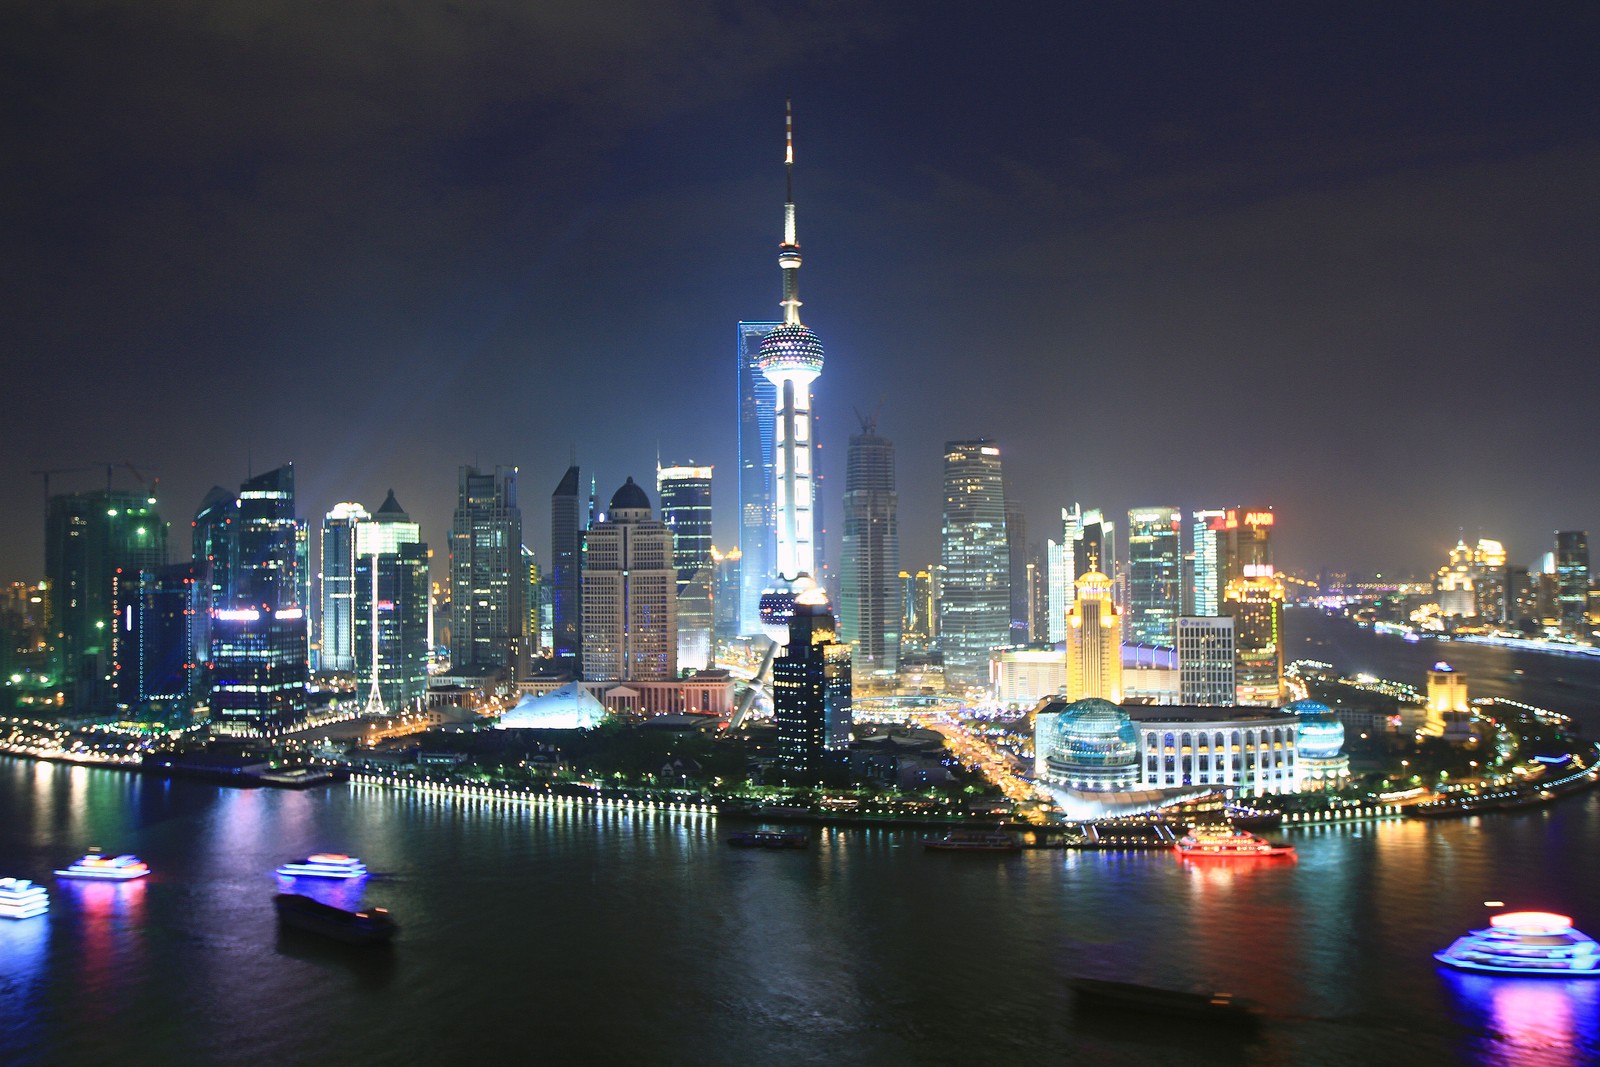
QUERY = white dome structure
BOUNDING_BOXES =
[496,683,608,731]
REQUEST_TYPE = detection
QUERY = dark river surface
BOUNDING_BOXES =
[3,609,1599,1066]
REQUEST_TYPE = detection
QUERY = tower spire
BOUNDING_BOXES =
[779,98,802,325]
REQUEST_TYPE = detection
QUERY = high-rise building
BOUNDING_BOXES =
[318,502,370,674]
[1047,504,1082,643]
[209,465,309,732]
[581,478,677,683]
[839,419,899,679]
[1177,616,1235,705]
[711,546,741,643]
[1066,571,1122,702]
[1188,509,1226,615]
[1127,507,1181,649]
[772,587,852,781]
[1555,531,1590,632]
[1216,507,1283,704]
[756,101,824,592]
[737,321,780,636]
[1005,500,1030,644]
[938,440,1010,687]
[114,562,202,715]
[45,488,169,712]
[450,465,525,676]
[658,465,715,671]
[1074,509,1117,604]
[551,465,583,671]
[352,491,428,711]
[1026,548,1050,643]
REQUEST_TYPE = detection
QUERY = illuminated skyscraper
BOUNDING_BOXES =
[551,465,583,671]
[839,418,899,679]
[1218,507,1283,704]
[1188,509,1226,615]
[772,587,852,782]
[737,321,780,635]
[46,487,169,712]
[450,465,525,676]
[1066,571,1122,702]
[353,491,428,710]
[319,502,370,674]
[209,465,308,732]
[582,478,676,682]
[1047,504,1081,643]
[711,546,742,642]
[1127,507,1181,649]
[658,464,714,671]
[756,100,824,590]
[1555,530,1590,632]
[1006,500,1030,643]
[938,439,1009,687]
[1074,509,1117,604]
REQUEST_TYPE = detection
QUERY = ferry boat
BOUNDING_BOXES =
[726,831,809,850]
[275,853,369,879]
[921,831,1021,853]
[274,893,397,946]
[54,851,151,881]
[1068,977,1261,1027]
[1175,827,1294,858]
[0,878,50,919]
[1434,910,1600,976]
[1225,805,1284,831]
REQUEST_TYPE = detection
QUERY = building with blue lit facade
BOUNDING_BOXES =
[1127,507,1181,649]
[738,321,781,636]
[1285,699,1350,789]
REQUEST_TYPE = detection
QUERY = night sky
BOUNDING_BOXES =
[3,2,1596,584]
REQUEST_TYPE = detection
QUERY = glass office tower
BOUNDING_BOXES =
[1127,507,1181,649]
[938,440,1009,688]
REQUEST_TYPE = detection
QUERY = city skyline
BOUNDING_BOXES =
[3,5,1597,584]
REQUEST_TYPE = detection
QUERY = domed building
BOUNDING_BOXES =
[1035,698,1140,791]
[1284,699,1350,789]
[582,478,677,683]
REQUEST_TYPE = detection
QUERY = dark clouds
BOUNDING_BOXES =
[1,2,1596,582]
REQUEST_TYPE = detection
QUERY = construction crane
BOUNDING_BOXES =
[30,467,93,511]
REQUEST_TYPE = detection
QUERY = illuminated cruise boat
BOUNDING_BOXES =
[275,854,369,880]
[0,878,50,919]
[1175,827,1294,858]
[53,851,150,880]
[1435,911,1600,976]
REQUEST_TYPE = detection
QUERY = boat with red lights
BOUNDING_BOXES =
[274,893,397,945]
[1434,910,1600,976]
[1175,827,1293,858]
[1068,977,1262,1026]
[54,850,151,880]
[921,831,1021,853]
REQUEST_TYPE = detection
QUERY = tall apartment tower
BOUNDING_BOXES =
[756,100,825,590]
[450,465,525,677]
[938,439,1010,687]
[45,487,169,713]
[772,587,853,782]
[1555,531,1590,632]
[353,491,428,711]
[1127,507,1181,649]
[839,417,900,680]
[658,464,715,671]
[581,478,677,683]
[737,321,780,635]
[318,502,370,674]
[1066,571,1123,702]
[209,465,308,732]
[551,465,583,672]
[1177,616,1236,705]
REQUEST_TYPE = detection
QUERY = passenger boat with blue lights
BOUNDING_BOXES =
[727,831,809,850]
[0,878,50,919]
[1175,827,1293,858]
[274,893,397,945]
[1434,911,1600,977]
[275,853,369,879]
[54,851,151,880]
[922,831,1021,853]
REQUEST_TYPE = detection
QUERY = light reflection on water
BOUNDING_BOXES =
[0,756,1598,1066]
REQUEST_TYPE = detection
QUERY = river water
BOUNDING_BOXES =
[3,611,1599,1066]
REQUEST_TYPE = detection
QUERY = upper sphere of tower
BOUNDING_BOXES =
[756,323,825,378]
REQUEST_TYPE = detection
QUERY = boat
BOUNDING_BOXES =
[0,878,50,919]
[921,831,1021,853]
[54,851,151,880]
[726,831,809,850]
[1226,805,1283,831]
[274,893,397,945]
[275,853,369,879]
[1175,827,1294,858]
[1068,977,1262,1026]
[1434,910,1600,976]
